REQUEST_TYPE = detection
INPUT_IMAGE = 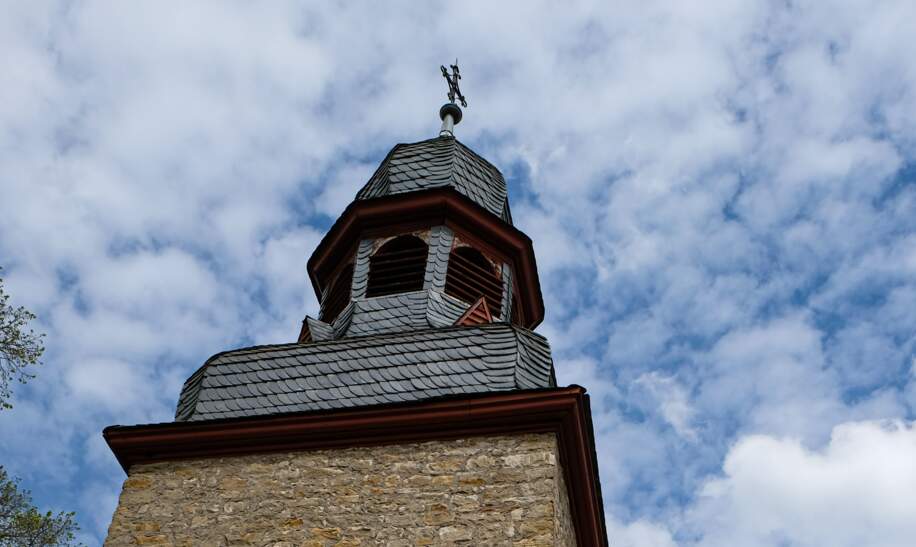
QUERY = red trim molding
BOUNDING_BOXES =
[306,188,545,328]
[104,387,607,546]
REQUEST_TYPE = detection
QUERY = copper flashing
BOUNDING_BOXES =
[104,387,606,546]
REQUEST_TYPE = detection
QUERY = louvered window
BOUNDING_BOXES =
[321,263,353,323]
[445,246,503,317]
[365,235,428,298]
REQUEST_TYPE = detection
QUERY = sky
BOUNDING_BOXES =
[1,1,915,545]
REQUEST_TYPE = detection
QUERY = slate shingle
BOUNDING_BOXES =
[175,323,555,422]
[356,136,511,223]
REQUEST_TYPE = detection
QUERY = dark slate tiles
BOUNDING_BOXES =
[331,302,355,338]
[427,291,470,327]
[499,263,513,322]
[175,366,206,422]
[513,328,555,389]
[355,136,511,222]
[175,323,554,422]
[305,317,334,342]
[351,239,374,299]
[423,226,453,292]
[344,291,430,337]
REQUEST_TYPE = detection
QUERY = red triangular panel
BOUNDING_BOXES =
[455,297,492,326]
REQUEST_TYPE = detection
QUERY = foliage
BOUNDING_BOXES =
[0,274,79,544]
[0,270,45,409]
[0,467,79,546]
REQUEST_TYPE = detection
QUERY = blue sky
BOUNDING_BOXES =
[1,1,916,545]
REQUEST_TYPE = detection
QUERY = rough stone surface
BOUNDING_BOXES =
[105,433,575,546]
[554,458,575,547]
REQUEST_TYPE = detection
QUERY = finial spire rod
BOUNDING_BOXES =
[439,61,466,137]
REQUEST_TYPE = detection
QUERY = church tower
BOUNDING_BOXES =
[103,66,606,546]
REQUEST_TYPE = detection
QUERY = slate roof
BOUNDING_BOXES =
[306,289,473,343]
[342,290,471,338]
[175,323,555,422]
[356,136,512,223]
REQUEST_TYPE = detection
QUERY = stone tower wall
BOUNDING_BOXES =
[104,432,576,546]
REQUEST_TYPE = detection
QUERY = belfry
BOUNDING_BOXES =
[103,65,606,546]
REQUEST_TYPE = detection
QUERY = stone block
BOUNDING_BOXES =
[103,433,574,545]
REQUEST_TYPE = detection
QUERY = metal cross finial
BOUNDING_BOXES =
[441,61,467,108]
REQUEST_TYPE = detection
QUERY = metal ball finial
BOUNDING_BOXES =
[440,103,463,125]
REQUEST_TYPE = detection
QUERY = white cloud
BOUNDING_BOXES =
[64,358,153,415]
[689,420,916,547]
[635,372,697,440]
[607,516,677,547]
[0,0,915,543]
[315,163,377,219]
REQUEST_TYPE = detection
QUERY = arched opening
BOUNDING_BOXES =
[320,263,354,323]
[445,246,503,318]
[365,235,428,298]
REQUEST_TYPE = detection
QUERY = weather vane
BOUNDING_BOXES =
[438,61,466,137]
[441,61,467,108]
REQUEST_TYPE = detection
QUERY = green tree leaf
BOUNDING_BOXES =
[0,467,80,546]
[0,268,45,410]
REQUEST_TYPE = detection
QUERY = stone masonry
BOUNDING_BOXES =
[105,433,576,546]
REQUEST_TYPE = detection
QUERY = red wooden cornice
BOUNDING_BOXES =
[306,188,545,328]
[104,387,606,546]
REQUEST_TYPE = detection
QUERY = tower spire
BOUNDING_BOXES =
[439,61,466,136]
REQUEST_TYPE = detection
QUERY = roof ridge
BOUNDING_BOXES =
[511,327,555,389]
[444,136,460,189]
[355,143,403,200]
[452,139,504,181]
[174,365,207,421]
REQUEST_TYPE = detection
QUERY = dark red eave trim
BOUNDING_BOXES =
[306,188,545,328]
[104,387,607,547]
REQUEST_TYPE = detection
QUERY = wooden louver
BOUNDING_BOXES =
[320,263,353,323]
[445,246,503,318]
[365,235,428,298]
